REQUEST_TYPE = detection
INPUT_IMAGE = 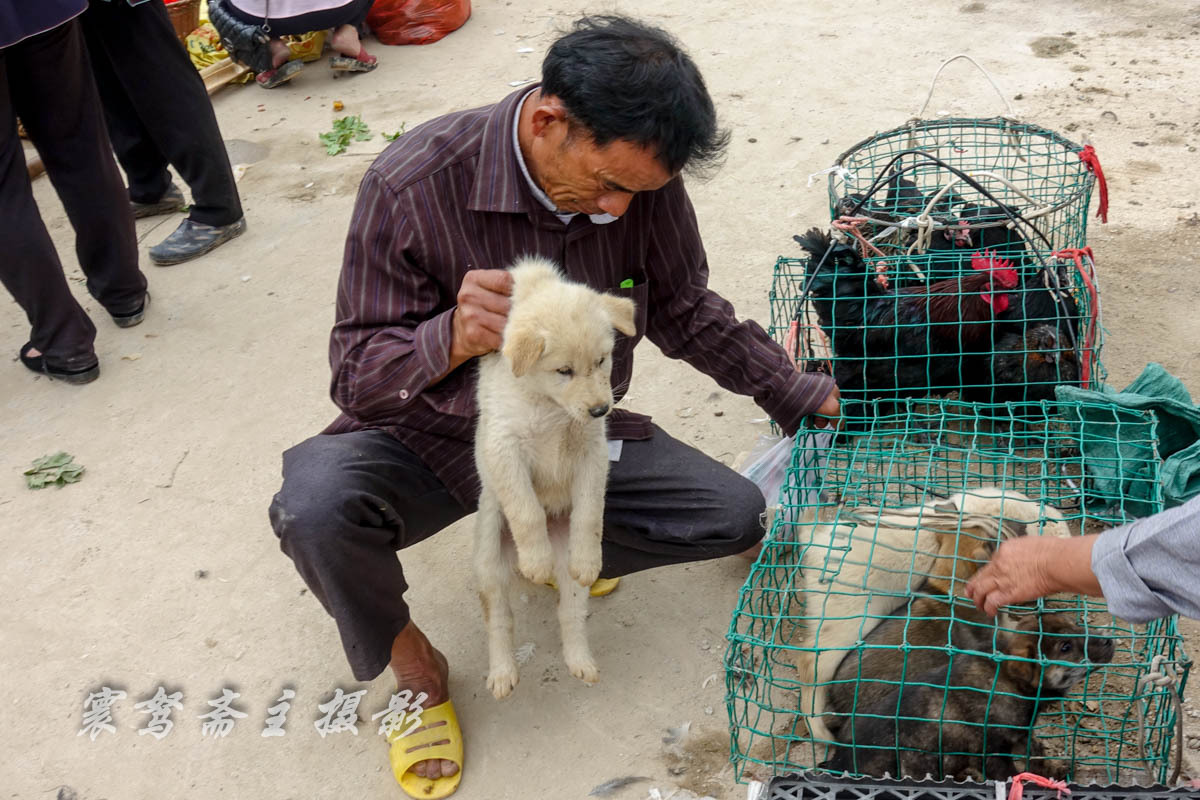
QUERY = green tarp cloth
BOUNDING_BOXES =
[1057,363,1200,518]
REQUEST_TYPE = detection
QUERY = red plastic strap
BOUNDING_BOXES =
[1007,772,1071,800]
[1078,145,1109,223]
[1051,247,1099,386]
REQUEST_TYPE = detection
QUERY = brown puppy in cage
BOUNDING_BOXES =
[819,611,1114,781]
[789,487,1070,743]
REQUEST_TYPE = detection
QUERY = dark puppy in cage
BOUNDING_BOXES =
[820,611,1114,781]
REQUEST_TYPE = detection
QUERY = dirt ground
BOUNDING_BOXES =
[3,1,1199,798]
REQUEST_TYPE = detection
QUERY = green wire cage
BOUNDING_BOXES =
[725,402,1191,786]
[824,116,1103,259]
[773,244,1104,426]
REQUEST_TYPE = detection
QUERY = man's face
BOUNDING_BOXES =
[529,111,674,217]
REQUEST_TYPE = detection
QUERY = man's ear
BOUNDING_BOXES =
[601,295,637,337]
[502,320,545,377]
[530,96,569,138]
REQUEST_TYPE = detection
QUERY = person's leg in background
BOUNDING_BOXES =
[1,19,147,383]
[329,0,378,70]
[80,0,245,266]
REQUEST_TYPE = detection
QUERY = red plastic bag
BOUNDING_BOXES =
[367,0,471,46]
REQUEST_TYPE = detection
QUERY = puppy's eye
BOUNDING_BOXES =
[557,367,573,377]
[1058,641,1074,654]
[595,356,605,368]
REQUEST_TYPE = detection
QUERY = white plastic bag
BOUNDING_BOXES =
[739,430,832,537]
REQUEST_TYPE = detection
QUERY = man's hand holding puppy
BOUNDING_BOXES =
[443,269,514,379]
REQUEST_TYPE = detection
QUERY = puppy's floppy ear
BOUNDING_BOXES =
[600,294,637,337]
[502,318,545,377]
[998,614,1040,689]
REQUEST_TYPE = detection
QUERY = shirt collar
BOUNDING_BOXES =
[466,86,537,214]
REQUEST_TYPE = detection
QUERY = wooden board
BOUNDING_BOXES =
[200,59,250,95]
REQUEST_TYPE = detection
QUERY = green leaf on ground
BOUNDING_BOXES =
[381,124,407,143]
[24,451,85,489]
[319,115,372,156]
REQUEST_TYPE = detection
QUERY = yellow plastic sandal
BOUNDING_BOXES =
[587,577,620,597]
[544,576,621,597]
[389,700,463,799]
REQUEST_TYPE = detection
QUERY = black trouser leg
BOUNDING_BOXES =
[80,0,243,226]
[599,423,767,576]
[1,20,145,367]
[269,431,471,681]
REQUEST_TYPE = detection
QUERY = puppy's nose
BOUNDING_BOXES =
[588,403,610,418]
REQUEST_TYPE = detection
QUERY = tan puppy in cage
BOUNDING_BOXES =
[785,487,1071,744]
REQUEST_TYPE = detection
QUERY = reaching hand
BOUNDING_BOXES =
[964,534,1101,616]
[811,384,841,429]
[449,269,513,367]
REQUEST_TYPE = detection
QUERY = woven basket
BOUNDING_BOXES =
[165,0,201,43]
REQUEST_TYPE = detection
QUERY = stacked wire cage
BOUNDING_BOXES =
[725,102,1188,788]
[726,404,1190,785]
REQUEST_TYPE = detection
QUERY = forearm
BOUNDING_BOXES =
[330,308,456,421]
[1091,494,1200,622]
[1046,535,1103,598]
[648,289,835,429]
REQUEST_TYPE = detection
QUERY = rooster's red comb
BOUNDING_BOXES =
[970,249,1014,273]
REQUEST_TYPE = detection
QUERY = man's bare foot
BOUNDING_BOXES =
[329,23,365,58]
[390,621,459,780]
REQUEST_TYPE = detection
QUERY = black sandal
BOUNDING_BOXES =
[19,342,100,384]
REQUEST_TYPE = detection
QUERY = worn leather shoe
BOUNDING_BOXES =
[149,217,247,266]
[131,182,186,219]
[109,292,149,328]
[19,342,100,384]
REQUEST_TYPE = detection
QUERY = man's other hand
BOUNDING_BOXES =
[449,269,513,367]
[812,384,841,429]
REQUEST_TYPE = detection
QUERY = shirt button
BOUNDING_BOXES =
[399,389,410,400]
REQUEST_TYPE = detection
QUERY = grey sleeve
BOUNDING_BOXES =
[1090,494,1200,622]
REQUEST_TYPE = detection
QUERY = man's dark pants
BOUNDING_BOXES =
[80,0,243,227]
[0,19,145,370]
[269,425,766,681]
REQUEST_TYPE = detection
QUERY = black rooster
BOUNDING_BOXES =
[980,324,1081,404]
[793,229,1019,422]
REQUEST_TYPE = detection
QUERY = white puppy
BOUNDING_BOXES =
[473,256,636,699]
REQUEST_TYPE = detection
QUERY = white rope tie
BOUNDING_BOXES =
[1134,653,1184,785]
[808,165,851,188]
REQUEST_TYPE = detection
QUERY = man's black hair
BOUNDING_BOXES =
[541,15,729,176]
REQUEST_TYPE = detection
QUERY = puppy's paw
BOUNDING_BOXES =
[565,652,599,684]
[568,549,602,588]
[516,544,555,585]
[486,661,519,699]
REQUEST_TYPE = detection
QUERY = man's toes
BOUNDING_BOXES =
[440,759,459,777]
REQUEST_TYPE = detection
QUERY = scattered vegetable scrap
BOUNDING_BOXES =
[318,115,372,155]
[24,452,85,489]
